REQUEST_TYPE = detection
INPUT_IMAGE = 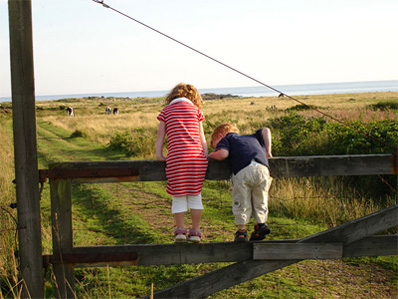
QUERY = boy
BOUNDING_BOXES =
[208,122,273,242]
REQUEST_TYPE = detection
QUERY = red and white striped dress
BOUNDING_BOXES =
[157,98,208,197]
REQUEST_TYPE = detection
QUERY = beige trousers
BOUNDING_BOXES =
[231,161,272,225]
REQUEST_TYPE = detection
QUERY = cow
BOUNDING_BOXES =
[113,108,119,115]
[105,106,112,115]
[66,107,74,117]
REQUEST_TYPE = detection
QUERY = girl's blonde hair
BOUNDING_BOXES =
[165,82,203,109]
[211,122,240,141]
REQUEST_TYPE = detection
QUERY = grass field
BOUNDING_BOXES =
[0,92,397,298]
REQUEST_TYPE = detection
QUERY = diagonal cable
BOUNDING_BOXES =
[92,0,396,150]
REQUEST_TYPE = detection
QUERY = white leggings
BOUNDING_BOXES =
[172,194,203,214]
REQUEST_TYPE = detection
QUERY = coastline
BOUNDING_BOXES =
[1,80,397,103]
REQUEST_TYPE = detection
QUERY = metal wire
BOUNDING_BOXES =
[91,0,396,151]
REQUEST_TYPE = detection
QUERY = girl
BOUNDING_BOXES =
[156,83,208,243]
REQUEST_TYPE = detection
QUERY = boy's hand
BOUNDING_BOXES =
[208,149,229,160]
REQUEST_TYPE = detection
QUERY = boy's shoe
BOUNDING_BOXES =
[249,223,271,241]
[234,229,248,242]
[188,229,202,243]
[174,228,187,243]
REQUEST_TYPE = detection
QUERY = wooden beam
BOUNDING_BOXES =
[253,243,343,260]
[271,154,397,177]
[42,234,396,268]
[299,204,398,244]
[57,241,255,267]
[344,235,398,257]
[40,154,396,183]
[8,0,44,297]
[148,205,398,298]
[50,179,75,298]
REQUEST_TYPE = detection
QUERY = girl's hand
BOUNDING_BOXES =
[156,155,166,161]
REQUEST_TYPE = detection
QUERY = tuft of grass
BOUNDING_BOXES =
[0,119,21,298]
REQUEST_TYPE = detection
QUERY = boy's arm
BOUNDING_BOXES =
[199,121,208,157]
[208,149,229,160]
[262,127,273,158]
[156,121,167,161]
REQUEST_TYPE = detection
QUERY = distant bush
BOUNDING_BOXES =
[368,101,398,111]
[108,131,132,152]
[266,114,328,156]
[265,114,398,199]
[266,114,397,156]
[108,128,157,158]
[285,104,320,112]
[70,130,85,138]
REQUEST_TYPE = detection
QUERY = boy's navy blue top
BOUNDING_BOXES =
[215,129,270,175]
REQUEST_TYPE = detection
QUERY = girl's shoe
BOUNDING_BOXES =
[249,223,271,241]
[234,229,248,242]
[174,228,187,242]
[188,229,201,243]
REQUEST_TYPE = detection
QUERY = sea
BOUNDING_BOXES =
[1,80,397,103]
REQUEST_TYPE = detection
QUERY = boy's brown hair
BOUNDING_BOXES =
[211,122,240,142]
[165,82,203,109]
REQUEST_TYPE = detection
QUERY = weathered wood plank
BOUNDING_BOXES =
[253,243,343,260]
[8,0,44,297]
[41,154,396,183]
[344,235,398,257]
[50,179,75,298]
[148,205,397,298]
[299,204,398,244]
[270,154,397,177]
[43,235,395,268]
[143,259,295,299]
[65,242,254,266]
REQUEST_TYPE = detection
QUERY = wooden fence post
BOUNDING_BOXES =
[50,178,75,298]
[8,0,44,297]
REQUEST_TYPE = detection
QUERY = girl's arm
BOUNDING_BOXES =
[199,121,208,157]
[156,121,167,161]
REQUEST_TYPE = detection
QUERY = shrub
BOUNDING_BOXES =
[266,114,397,156]
[266,114,328,156]
[265,114,398,200]
[108,128,157,158]
[70,130,85,138]
[108,131,133,153]
[285,104,320,112]
[368,101,398,111]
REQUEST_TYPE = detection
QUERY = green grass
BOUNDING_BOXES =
[36,119,126,166]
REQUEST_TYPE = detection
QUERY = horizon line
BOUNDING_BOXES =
[1,79,397,101]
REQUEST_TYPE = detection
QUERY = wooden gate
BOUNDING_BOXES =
[40,154,397,298]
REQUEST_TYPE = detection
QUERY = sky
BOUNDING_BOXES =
[0,0,397,98]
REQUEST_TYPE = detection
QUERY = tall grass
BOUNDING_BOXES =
[270,177,397,227]
[0,121,21,298]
